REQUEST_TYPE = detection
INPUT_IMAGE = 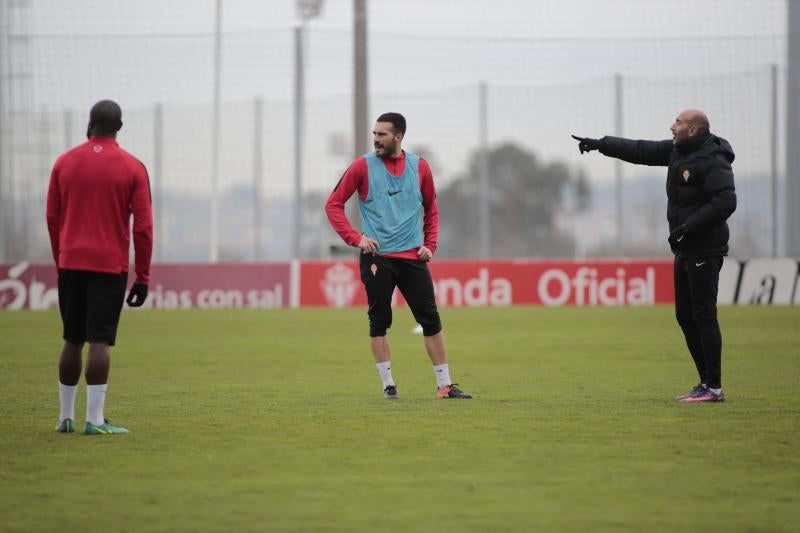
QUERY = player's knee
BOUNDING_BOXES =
[692,308,718,329]
[422,322,442,336]
[675,308,693,327]
[418,313,442,336]
[64,335,86,346]
[369,319,391,337]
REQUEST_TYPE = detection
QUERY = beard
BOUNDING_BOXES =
[375,141,395,155]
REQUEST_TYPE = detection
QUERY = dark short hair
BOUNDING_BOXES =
[376,112,406,135]
[89,100,123,134]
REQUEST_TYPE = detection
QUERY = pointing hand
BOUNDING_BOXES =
[571,135,601,154]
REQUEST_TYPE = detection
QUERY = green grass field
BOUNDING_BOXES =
[1,305,799,532]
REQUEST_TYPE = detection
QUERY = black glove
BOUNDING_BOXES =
[571,135,601,154]
[668,224,688,249]
[126,282,148,307]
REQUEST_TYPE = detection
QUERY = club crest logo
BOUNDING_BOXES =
[93,145,103,153]
[682,169,690,182]
[320,262,360,308]
[370,263,377,276]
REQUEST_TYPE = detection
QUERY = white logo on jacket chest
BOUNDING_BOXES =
[682,169,690,182]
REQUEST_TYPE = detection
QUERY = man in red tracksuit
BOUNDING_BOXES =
[46,100,153,435]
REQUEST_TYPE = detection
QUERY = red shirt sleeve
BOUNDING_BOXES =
[130,161,153,284]
[45,157,63,266]
[325,157,369,247]
[418,158,439,254]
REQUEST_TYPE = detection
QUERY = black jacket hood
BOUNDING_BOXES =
[675,133,736,163]
[682,133,735,163]
[709,134,735,164]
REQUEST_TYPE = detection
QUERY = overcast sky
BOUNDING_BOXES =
[31,0,784,39]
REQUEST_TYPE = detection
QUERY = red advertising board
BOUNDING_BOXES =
[0,262,59,310]
[6,258,795,311]
[0,262,291,310]
[300,259,675,307]
[2,259,674,310]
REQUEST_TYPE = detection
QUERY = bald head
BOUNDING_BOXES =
[87,100,122,138]
[682,109,710,133]
[671,109,710,145]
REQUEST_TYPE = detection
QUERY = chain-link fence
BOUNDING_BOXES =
[0,0,788,262]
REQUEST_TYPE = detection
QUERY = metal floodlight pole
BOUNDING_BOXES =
[297,0,323,20]
[0,1,6,261]
[478,81,490,259]
[154,102,164,262]
[613,73,624,255]
[292,24,305,261]
[353,0,368,158]
[292,0,324,261]
[787,1,800,256]
[210,0,222,263]
[253,97,264,261]
[770,63,778,257]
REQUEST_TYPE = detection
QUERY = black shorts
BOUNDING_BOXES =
[359,254,442,337]
[58,269,128,346]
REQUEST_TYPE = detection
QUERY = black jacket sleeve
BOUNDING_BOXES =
[599,136,673,166]
[683,157,737,233]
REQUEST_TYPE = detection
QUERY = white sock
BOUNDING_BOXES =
[376,362,395,388]
[433,364,451,388]
[710,388,722,394]
[59,383,77,422]
[86,384,107,426]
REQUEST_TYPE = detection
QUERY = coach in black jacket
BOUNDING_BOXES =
[572,109,736,403]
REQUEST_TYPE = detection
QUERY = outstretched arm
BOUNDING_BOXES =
[601,136,673,166]
[572,134,672,166]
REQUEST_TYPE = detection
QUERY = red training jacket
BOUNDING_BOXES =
[46,136,153,284]
[325,152,439,260]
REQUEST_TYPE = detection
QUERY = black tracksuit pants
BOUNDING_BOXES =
[359,254,442,338]
[673,255,724,389]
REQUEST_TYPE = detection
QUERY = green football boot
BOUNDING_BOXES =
[55,419,76,433]
[84,419,129,435]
